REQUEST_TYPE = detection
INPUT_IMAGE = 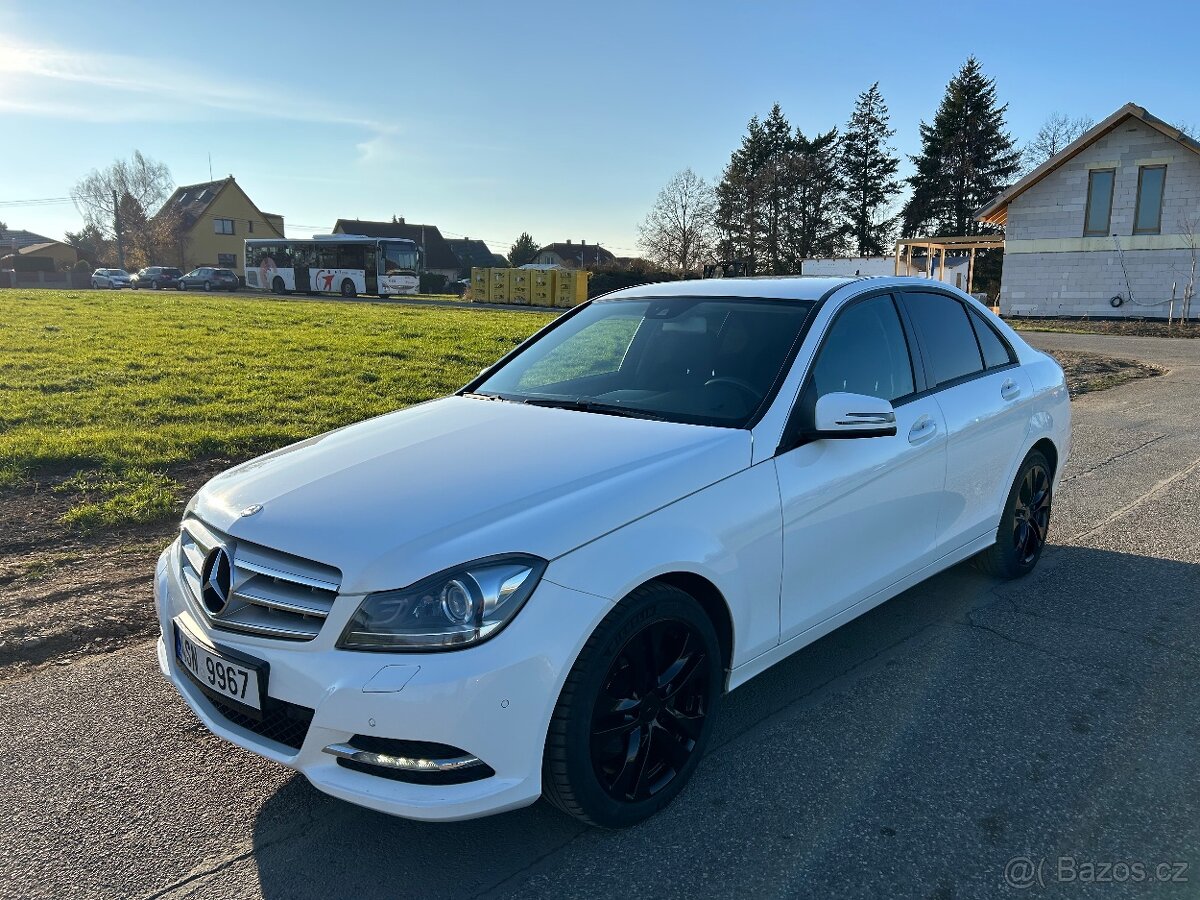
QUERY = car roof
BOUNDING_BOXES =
[597,275,971,303]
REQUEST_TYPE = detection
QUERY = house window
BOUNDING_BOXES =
[248,220,254,234]
[217,253,236,269]
[1134,165,1166,235]
[214,218,235,235]
[1083,168,1115,236]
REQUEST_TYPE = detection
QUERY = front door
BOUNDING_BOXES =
[774,293,947,642]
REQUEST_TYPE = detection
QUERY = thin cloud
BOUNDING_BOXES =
[0,35,394,134]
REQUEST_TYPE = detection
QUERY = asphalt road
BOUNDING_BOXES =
[2,332,1198,900]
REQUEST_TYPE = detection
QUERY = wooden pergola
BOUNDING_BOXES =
[893,235,1005,294]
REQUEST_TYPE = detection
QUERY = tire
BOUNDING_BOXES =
[340,279,357,299]
[203,281,212,292]
[543,582,722,828]
[177,282,185,291]
[152,280,161,290]
[132,283,139,290]
[272,276,286,295]
[974,450,1053,579]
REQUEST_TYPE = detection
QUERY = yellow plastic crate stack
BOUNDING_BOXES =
[554,270,590,308]
[530,269,555,306]
[470,267,491,302]
[469,268,590,307]
[508,268,531,305]
[489,269,511,303]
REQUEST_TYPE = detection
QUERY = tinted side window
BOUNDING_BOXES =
[968,307,1016,369]
[905,292,984,386]
[811,295,914,402]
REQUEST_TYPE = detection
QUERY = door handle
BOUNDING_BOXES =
[908,416,937,444]
[1001,378,1021,401]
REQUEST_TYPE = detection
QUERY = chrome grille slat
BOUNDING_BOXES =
[233,576,331,617]
[236,558,339,593]
[179,517,341,642]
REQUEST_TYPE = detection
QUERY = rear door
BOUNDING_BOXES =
[774,292,947,642]
[899,290,1031,552]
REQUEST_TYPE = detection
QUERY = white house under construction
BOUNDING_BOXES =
[977,102,1200,318]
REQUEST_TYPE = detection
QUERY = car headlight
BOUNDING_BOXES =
[338,555,546,652]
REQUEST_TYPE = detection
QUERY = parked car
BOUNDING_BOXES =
[91,268,131,289]
[177,267,239,292]
[131,266,183,290]
[155,276,1070,828]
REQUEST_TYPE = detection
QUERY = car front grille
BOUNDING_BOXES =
[180,516,341,642]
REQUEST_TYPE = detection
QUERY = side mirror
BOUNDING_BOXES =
[811,392,897,439]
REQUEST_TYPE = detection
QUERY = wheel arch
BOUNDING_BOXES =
[637,571,735,681]
[1030,436,1059,478]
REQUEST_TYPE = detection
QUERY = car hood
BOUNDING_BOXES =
[190,396,751,594]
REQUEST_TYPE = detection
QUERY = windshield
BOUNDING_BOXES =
[472,297,815,428]
[382,241,419,274]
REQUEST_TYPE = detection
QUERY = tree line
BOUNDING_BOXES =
[639,57,1063,275]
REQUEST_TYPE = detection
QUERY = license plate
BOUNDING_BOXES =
[174,621,263,711]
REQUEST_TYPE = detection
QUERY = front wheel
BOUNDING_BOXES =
[340,279,357,298]
[203,281,212,292]
[543,582,722,827]
[975,450,1053,579]
[152,280,161,290]
[177,282,185,291]
[272,276,286,295]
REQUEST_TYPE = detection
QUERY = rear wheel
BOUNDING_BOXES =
[272,276,286,295]
[152,280,161,290]
[975,450,1053,579]
[340,279,357,298]
[176,282,185,291]
[203,280,212,292]
[543,582,721,827]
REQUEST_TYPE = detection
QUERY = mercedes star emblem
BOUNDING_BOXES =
[200,547,233,615]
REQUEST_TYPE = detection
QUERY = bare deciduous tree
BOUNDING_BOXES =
[72,151,174,239]
[638,168,717,273]
[1019,113,1095,175]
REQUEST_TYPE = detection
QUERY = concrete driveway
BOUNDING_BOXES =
[1,332,1197,899]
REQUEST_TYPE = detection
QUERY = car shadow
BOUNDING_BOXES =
[249,545,1200,899]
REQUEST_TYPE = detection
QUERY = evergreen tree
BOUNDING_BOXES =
[840,83,901,256]
[901,57,1020,237]
[782,127,846,267]
[508,232,539,267]
[716,105,847,273]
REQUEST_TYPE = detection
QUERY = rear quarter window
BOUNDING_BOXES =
[968,307,1017,369]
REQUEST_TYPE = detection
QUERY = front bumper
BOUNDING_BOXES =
[154,542,611,821]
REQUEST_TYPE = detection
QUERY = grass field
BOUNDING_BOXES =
[0,289,553,528]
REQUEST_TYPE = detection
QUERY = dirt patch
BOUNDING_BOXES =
[0,462,230,682]
[1044,350,1165,396]
[1013,317,1200,339]
[0,351,1164,682]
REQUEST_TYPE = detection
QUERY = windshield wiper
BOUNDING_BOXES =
[519,397,671,422]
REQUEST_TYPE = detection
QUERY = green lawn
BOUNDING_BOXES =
[0,290,553,528]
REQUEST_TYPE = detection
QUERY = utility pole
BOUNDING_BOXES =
[112,189,125,269]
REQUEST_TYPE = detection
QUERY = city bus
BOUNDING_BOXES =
[243,235,421,297]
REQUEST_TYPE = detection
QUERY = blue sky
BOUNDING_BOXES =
[2,0,1196,258]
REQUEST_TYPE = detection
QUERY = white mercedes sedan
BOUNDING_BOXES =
[155,276,1070,827]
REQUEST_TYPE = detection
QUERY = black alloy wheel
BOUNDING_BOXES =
[590,618,711,803]
[1013,463,1052,565]
[543,582,722,827]
[975,450,1053,578]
